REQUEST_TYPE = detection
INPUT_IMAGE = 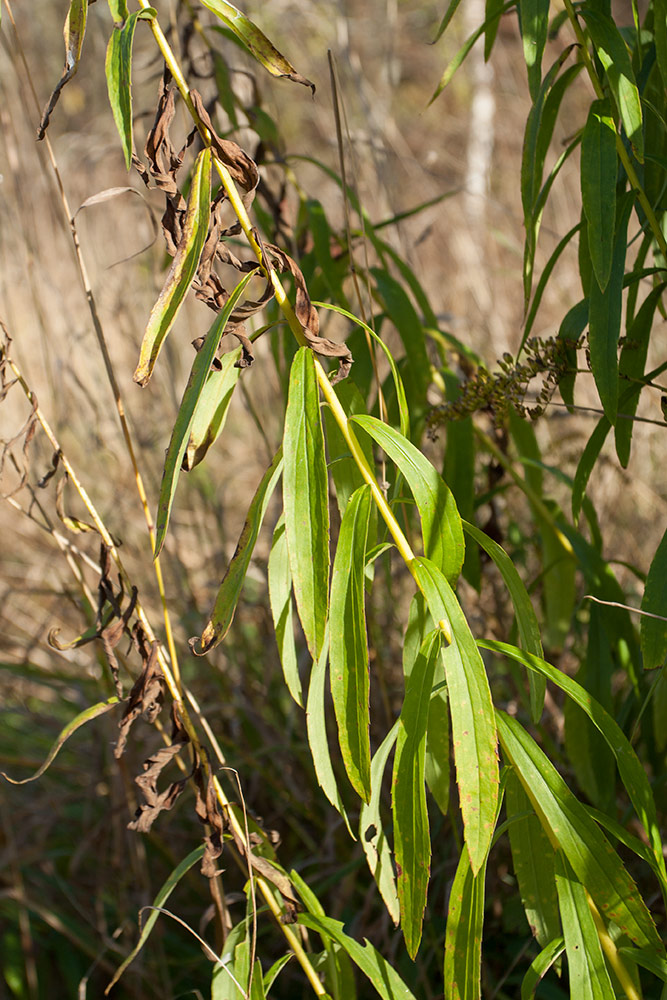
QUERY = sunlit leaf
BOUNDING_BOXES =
[443,844,486,1000]
[268,515,303,707]
[105,9,156,170]
[183,346,243,471]
[581,99,618,293]
[519,0,550,100]
[521,938,565,1000]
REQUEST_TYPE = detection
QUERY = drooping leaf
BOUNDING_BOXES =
[198,0,314,90]
[581,99,618,293]
[298,914,418,1000]
[330,485,373,801]
[412,558,499,873]
[154,272,255,555]
[105,9,156,170]
[351,415,464,586]
[183,346,243,471]
[268,515,303,707]
[393,630,441,958]
[506,771,561,947]
[360,723,400,925]
[194,449,283,653]
[463,520,544,720]
[554,851,616,1000]
[496,710,664,954]
[134,147,213,386]
[105,845,205,993]
[283,347,330,661]
[2,697,119,785]
[520,938,565,1000]
[306,637,354,837]
[581,9,643,161]
[641,525,667,669]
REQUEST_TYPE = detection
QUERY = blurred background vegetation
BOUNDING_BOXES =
[1,0,666,997]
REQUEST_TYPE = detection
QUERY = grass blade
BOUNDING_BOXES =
[351,415,464,586]
[413,558,498,873]
[581,99,617,294]
[283,347,330,661]
[393,630,440,958]
[134,147,212,386]
[105,9,156,170]
[194,448,283,653]
[154,273,255,556]
[496,710,664,954]
[330,485,373,802]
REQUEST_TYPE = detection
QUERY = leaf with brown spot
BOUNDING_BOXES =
[134,147,212,386]
[37,0,89,140]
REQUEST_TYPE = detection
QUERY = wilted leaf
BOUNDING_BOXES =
[37,0,88,139]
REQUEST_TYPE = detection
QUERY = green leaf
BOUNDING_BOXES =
[424,657,450,815]
[432,0,464,43]
[268,515,303,707]
[484,0,504,57]
[443,844,486,1000]
[297,914,418,1000]
[615,284,666,466]
[1,697,119,785]
[351,415,464,586]
[194,449,283,653]
[323,380,376,516]
[183,346,243,471]
[463,520,544,721]
[360,722,400,925]
[484,640,666,888]
[554,851,616,1000]
[428,1,514,103]
[306,637,354,837]
[557,298,588,409]
[496,710,664,954]
[106,0,129,19]
[197,0,314,89]
[618,946,667,982]
[412,558,499,873]
[521,938,565,1000]
[105,9,156,171]
[581,9,643,161]
[105,845,205,992]
[134,147,212,386]
[519,0,550,101]
[283,347,330,661]
[393,630,441,958]
[655,0,667,92]
[573,415,610,522]
[641,525,667,669]
[588,193,633,424]
[581,99,618,293]
[506,771,561,947]
[154,272,255,555]
[330,485,373,801]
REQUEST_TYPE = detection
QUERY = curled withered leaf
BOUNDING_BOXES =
[37,450,61,489]
[0,401,37,500]
[194,763,226,878]
[228,823,300,923]
[127,707,191,833]
[115,640,163,759]
[189,90,259,199]
[55,473,96,534]
[37,0,89,140]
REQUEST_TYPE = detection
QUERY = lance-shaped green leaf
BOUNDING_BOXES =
[2,697,119,785]
[268,515,302,707]
[105,9,156,170]
[298,914,417,1000]
[506,770,560,947]
[105,845,205,993]
[463,520,544,721]
[581,9,643,161]
[306,637,354,837]
[194,449,283,654]
[134,147,212,387]
[283,347,330,661]
[554,851,616,1000]
[581,100,618,293]
[521,938,565,1000]
[107,0,129,19]
[496,710,664,954]
[588,193,632,424]
[433,0,464,43]
[323,380,375,516]
[360,723,400,926]
[198,0,314,90]
[443,844,486,1000]
[641,525,667,669]
[412,558,498,873]
[154,272,255,555]
[428,1,514,103]
[330,485,373,801]
[351,415,464,586]
[183,346,243,471]
[656,0,667,92]
[485,641,667,891]
[393,629,440,958]
[519,0,549,101]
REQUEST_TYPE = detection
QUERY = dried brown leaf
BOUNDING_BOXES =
[128,709,191,833]
[115,640,164,759]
